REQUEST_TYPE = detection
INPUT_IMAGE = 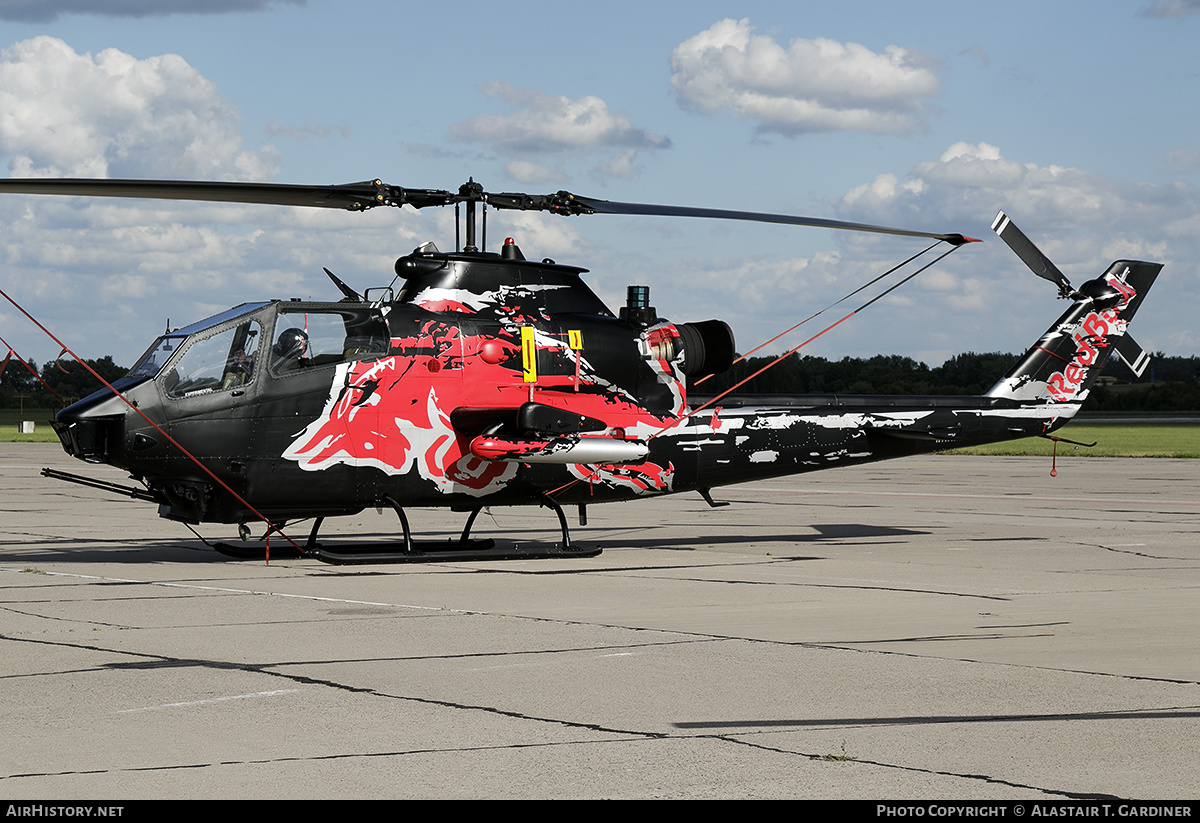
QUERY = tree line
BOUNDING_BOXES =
[3,350,1198,412]
[693,351,1200,413]
[0,355,127,409]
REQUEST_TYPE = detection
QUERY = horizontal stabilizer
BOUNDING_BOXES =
[1113,333,1151,378]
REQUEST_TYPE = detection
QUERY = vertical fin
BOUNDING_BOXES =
[987,260,1161,406]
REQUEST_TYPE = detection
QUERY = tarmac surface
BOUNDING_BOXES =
[2,442,1199,799]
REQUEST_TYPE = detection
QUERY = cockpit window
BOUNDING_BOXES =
[163,321,261,398]
[128,336,186,380]
[169,303,270,337]
[269,308,390,375]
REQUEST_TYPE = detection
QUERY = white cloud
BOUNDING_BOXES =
[0,37,435,364]
[592,149,640,180]
[485,210,585,260]
[836,141,1199,258]
[959,45,990,68]
[0,196,438,364]
[643,143,1200,363]
[1139,0,1200,18]
[504,159,564,185]
[825,142,1200,355]
[0,37,279,179]
[1163,146,1200,172]
[669,18,940,136]
[448,82,670,183]
[667,18,936,136]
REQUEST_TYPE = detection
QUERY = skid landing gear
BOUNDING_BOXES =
[212,524,306,560]
[307,494,600,564]
[212,543,306,560]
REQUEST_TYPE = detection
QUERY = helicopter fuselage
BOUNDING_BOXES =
[51,242,1155,531]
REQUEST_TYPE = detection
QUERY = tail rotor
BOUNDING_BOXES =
[991,211,1155,380]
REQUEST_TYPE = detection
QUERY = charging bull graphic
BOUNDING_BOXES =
[282,307,691,499]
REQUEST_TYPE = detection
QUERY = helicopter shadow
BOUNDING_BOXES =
[4,537,244,566]
[584,523,933,552]
[3,522,933,565]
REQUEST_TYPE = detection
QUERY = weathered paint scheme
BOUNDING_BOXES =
[51,246,1161,530]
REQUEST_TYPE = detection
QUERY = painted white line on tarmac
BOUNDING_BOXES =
[117,689,301,713]
[1,568,467,613]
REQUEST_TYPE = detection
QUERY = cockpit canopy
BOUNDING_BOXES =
[127,303,269,382]
[126,301,391,400]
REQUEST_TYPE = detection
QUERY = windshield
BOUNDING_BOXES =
[128,336,186,379]
[125,303,270,380]
[164,320,262,398]
[170,303,270,337]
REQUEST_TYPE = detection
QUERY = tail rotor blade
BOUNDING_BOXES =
[992,211,1076,297]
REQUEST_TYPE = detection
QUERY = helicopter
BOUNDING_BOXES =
[0,177,1161,563]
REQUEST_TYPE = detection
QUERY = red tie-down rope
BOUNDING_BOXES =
[693,241,942,386]
[652,242,968,440]
[545,240,971,499]
[0,287,305,561]
[0,334,68,405]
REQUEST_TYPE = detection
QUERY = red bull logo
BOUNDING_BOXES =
[282,316,687,497]
[1045,271,1136,403]
[283,323,520,496]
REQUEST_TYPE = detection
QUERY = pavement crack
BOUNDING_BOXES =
[1067,540,1196,561]
[713,735,1122,800]
[0,736,653,783]
[0,631,669,739]
[267,666,667,738]
[476,567,1013,601]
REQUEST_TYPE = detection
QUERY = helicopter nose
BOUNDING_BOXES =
[54,408,121,464]
[53,389,131,463]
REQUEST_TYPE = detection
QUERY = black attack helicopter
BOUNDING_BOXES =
[0,177,1161,562]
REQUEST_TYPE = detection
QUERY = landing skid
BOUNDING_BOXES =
[309,540,600,565]
[215,495,601,564]
[212,542,305,560]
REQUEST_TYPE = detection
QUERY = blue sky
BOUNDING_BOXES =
[1,0,1197,371]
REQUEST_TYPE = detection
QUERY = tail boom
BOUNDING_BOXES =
[622,259,1163,496]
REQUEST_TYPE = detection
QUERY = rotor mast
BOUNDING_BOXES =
[459,179,484,252]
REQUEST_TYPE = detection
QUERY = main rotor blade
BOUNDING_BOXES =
[0,177,978,246]
[551,193,978,246]
[991,211,1076,296]
[0,178,455,211]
